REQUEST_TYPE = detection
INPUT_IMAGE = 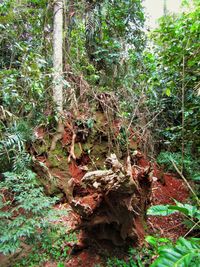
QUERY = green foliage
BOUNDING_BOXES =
[14,227,77,266]
[147,201,200,220]
[85,0,145,67]
[157,150,200,181]
[107,236,172,267]
[107,245,156,267]
[106,236,200,266]
[66,0,145,93]
[146,3,200,156]
[151,237,200,267]
[0,121,58,255]
[0,121,34,172]
[147,199,200,235]
[145,235,172,249]
[0,168,57,254]
[147,200,200,266]
[0,0,52,124]
[146,235,200,267]
[1,0,200,265]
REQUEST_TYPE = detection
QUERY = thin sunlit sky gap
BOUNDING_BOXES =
[143,0,182,28]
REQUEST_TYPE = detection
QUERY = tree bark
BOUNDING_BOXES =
[163,0,167,16]
[51,0,64,150]
[53,0,63,113]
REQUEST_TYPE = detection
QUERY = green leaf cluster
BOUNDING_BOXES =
[157,151,200,182]
[147,201,200,220]
[151,237,200,267]
[145,3,200,157]
[0,0,53,124]
[0,169,57,254]
[0,121,58,255]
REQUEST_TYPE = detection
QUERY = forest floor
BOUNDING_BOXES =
[0,173,189,267]
[0,107,190,267]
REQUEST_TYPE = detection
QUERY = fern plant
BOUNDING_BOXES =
[0,169,58,254]
[0,121,59,255]
[0,120,34,172]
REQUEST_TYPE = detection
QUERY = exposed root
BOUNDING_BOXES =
[50,119,64,151]
[68,132,76,162]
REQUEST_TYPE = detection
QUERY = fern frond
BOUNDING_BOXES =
[85,3,101,42]
[0,133,25,154]
[12,151,31,173]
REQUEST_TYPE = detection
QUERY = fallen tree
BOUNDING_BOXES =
[32,99,154,248]
[66,153,152,247]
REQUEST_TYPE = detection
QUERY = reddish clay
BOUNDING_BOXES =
[151,173,189,205]
[147,173,189,240]
[69,161,86,182]
[138,157,150,169]
[134,217,145,241]
[78,193,102,211]
[62,128,72,147]
[66,250,102,267]
[34,126,46,139]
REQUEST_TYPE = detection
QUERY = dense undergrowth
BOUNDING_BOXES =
[0,0,200,266]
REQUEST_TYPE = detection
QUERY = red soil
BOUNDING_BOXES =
[151,173,189,205]
[65,250,102,267]
[69,161,86,182]
[62,128,73,147]
[147,172,189,240]
[34,126,46,139]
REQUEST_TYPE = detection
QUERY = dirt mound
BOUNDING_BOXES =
[31,103,190,266]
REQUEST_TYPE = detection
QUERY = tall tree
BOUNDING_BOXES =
[163,0,167,16]
[51,0,64,150]
[53,0,63,113]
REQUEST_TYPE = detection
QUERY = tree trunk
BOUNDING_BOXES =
[51,0,64,150]
[53,0,63,113]
[163,0,167,16]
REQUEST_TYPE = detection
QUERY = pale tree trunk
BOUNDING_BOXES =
[163,0,167,16]
[51,0,64,150]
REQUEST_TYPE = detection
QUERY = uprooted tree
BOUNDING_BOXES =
[67,153,152,247]
[33,98,154,247]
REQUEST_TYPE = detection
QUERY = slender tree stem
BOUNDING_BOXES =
[171,159,199,205]
[181,55,185,173]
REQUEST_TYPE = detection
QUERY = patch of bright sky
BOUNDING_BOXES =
[143,0,182,29]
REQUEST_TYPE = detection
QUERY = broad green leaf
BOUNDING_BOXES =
[147,203,200,220]
[151,238,200,267]
[147,205,176,216]
[165,88,171,96]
